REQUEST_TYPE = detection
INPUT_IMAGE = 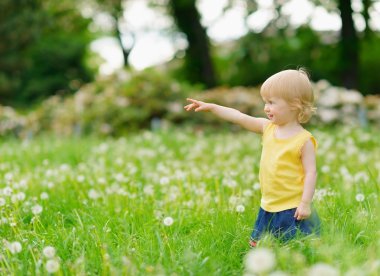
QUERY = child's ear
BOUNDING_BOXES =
[289,99,301,111]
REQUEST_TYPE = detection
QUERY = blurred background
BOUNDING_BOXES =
[1,0,380,137]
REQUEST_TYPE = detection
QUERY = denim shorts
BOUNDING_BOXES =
[250,207,321,242]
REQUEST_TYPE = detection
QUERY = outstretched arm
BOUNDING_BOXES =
[184,98,269,134]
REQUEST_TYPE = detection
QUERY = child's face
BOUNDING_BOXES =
[263,96,298,125]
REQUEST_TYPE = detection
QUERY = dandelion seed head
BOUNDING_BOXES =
[236,205,245,213]
[45,259,60,273]
[160,177,170,185]
[115,173,125,182]
[253,183,260,190]
[88,189,100,200]
[163,216,174,226]
[98,177,106,185]
[77,175,85,182]
[269,271,289,276]
[229,195,239,205]
[143,185,154,196]
[5,173,13,182]
[43,246,56,258]
[40,192,49,200]
[32,204,43,215]
[19,179,28,188]
[11,195,19,203]
[3,187,13,196]
[321,165,330,173]
[244,248,276,274]
[308,263,339,276]
[355,193,365,202]
[59,164,70,171]
[8,241,22,254]
[47,182,55,188]
[243,189,253,197]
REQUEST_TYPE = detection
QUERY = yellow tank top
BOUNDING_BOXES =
[259,123,317,212]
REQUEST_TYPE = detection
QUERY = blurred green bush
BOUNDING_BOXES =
[18,69,198,137]
[1,69,380,138]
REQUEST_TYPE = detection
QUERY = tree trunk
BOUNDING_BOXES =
[169,0,216,88]
[338,0,359,89]
[115,18,134,67]
[101,0,133,67]
[362,0,372,39]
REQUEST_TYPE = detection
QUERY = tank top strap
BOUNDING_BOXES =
[295,131,318,155]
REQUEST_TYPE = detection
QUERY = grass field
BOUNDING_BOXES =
[0,126,379,275]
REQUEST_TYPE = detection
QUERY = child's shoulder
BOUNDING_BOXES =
[301,128,318,150]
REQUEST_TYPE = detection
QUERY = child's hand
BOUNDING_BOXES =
[184,98,214,112]
[294,201,311,220]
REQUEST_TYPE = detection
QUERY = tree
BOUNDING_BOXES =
[0,0,93,105]
[168,0,216,88]
[311,0,359,89]
[338,0,359,89]
[92,0,135,67]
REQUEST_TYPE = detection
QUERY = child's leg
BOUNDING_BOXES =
[249,208,271,247]
[271,207,321,241]
[271,208,298,241]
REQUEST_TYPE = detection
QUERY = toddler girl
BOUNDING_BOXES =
[184,69,321,246]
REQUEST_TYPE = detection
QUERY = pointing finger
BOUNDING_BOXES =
[187,98,201,104]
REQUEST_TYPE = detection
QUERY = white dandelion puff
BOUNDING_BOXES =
[32,204,43,215]
[308,263,339,276]
[59,164,70,171]
[19,179,28,188]
[115,173,125,182]
[269,271,289,276]
[355,193,365,202]
[88,189,100,200]
[243,189,253,197]
[143,185,154,196]
[321,165,330,173]
[5,173,13,182]
[236,205,245,213]
[40,192,49,200]
[17,192,26,201]
[244,248,276,274]
[3,187,13,196]
[45,259,60,273]
[7,241,22,254]
[43,246,56,258]
[11,195,19,203]
[163,217,174,226]
[0,198,6,206]
[160,177,170,185]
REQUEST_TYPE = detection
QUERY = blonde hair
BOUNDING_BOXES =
[260,68,316,123]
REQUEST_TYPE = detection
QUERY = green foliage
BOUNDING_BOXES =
[360,36,380,95]
[213,26,380,95]
[25,69,198,136]
[0,0,93,105]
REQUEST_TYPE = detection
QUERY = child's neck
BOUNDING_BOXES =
[276,120,302,130]
[274,121,303,139]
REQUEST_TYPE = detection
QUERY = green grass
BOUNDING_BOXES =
[0,126,379,275]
